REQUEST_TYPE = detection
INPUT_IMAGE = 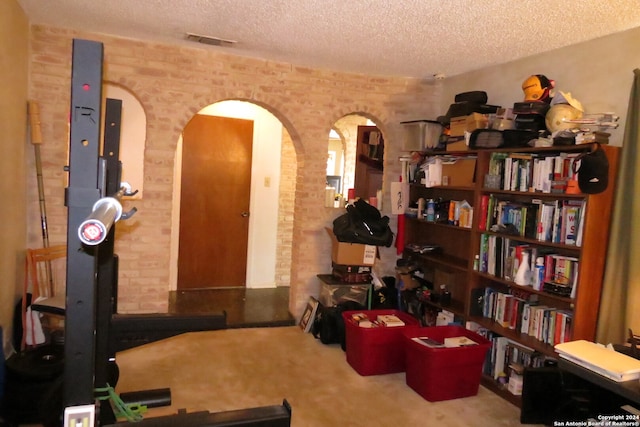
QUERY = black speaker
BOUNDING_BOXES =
[521,365,630,425]
[521,366,564,424]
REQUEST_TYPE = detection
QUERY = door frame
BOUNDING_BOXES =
[169,101,283,290]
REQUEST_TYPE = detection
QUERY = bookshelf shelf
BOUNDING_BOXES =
[423,299,466,318]
[405,251,468,272]
[479,188,588,200]
[479,231,583,252]
[406,216,473,229]
[480,377,522,406]
[469,315,558,356]
[401,144,620,406]
[474,271,575,304]
[423,185,475,192]
[357,153,383,170]
[408,183,475,198]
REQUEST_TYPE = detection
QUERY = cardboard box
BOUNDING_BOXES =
[449,113,489,137]
[446,138,468,152]
[397,273,419,290]
[508,373,523,396]
[440,157,476,187]
[326,228,377,266]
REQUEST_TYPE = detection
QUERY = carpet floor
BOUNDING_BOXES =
[115,326,540,426]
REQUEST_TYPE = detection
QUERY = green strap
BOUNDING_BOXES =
[95,384,147,422]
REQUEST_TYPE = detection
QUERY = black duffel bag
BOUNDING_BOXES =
[332,199,394,247]
[312,300,364,349]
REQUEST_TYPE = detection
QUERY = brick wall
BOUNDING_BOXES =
[27,25,441,318]
[276,129,296,287]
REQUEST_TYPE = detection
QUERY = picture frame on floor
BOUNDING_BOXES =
[299,296,320,333]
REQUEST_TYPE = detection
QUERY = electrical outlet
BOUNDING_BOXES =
[64,404,95,427]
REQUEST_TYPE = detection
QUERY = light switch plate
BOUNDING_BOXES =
[64,404,95,427]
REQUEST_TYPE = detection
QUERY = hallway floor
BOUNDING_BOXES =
[168,286,295,328]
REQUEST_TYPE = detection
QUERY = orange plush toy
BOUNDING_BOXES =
[522,74,555,103]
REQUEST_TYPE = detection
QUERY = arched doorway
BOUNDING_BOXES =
[170,101,296,292]
[103,83,146,200]
[329,114,381,205]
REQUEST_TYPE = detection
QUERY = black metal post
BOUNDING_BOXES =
[95,98,123,425]
[64,38,103,408]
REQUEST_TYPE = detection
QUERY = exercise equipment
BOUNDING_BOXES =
[57,38,291,426]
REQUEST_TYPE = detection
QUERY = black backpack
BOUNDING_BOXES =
[312,301,363,350]
[332,199,394,247]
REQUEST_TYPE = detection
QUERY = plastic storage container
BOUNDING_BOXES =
[318,274,371,308]
[403,326,491,401]
[342,309,420,376]
[400,120,443,151]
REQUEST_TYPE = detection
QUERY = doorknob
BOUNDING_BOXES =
[241,211,250,217]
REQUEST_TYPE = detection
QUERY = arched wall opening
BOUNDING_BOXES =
[170,100,297,291]
[103,83,146,200]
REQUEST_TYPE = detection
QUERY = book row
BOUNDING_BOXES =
[478,234,580,297]
[486,151,581,194]
[478,287,574,347]
[467,321,551,396]
[478,195,586,246]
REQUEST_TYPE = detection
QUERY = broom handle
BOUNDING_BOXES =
[28,101,54,296]
[28,100,50,249]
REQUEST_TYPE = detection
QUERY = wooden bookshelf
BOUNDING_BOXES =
[353,125,384,201]
[402,144,620,405]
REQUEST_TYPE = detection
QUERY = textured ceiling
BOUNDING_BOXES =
[16,0,640,79]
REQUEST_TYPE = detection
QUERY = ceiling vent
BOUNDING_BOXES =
[185,32,237,47]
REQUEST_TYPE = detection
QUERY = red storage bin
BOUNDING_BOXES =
[403,326,491,401]
[342,310,420,376]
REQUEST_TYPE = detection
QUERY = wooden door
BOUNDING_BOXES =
[178,114,253,289]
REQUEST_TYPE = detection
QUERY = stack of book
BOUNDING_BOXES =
[377,314,405,327]
[350,312,376,328]
[409,335,478,348]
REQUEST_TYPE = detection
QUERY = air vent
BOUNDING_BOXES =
[185,32,237,47]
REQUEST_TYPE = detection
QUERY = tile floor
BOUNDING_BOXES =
[168,286,295,328]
